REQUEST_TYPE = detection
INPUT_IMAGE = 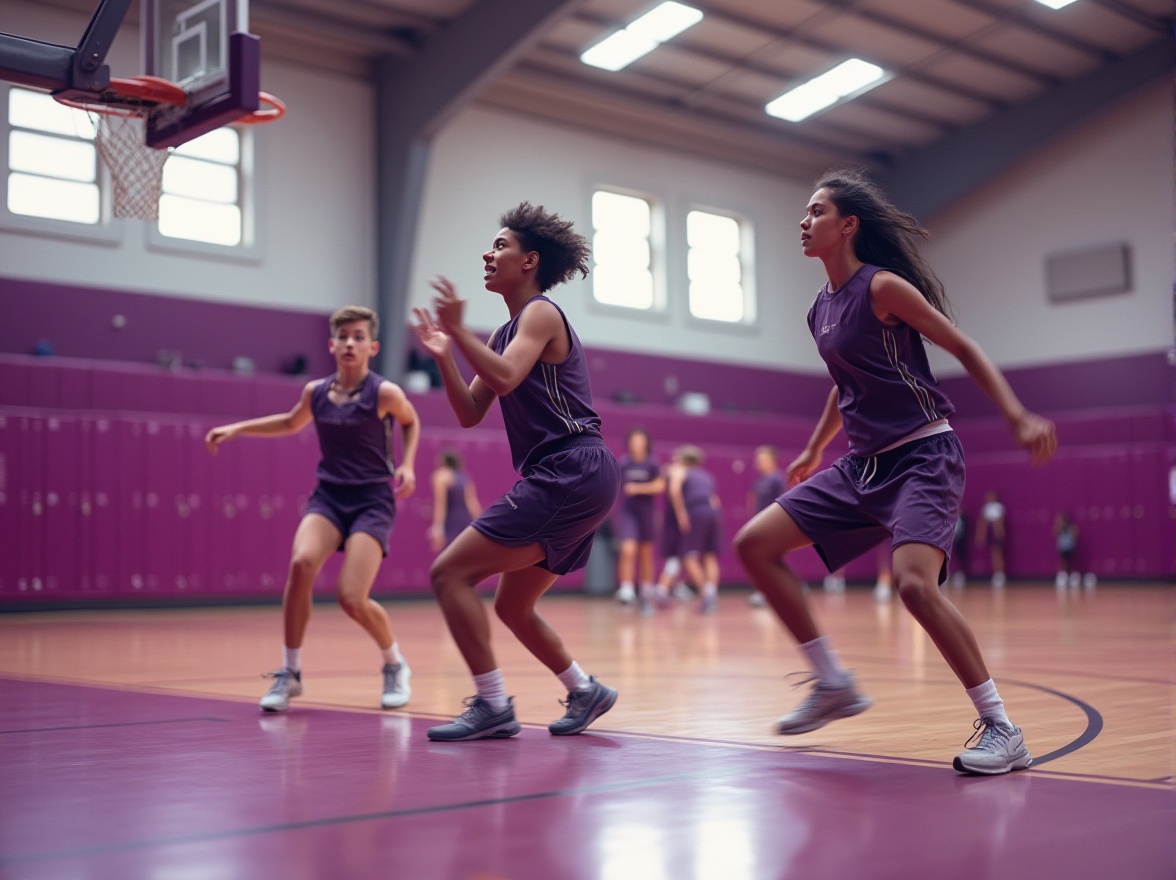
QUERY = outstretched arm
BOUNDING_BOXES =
[380,381,419,499]
[204,382,315,454]
[871,271,1057,465]
[786,386,841,487]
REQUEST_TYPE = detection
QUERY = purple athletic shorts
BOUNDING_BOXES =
[778,432,965,584]
[615,499,656,543]
[660,510,682,558]
[473,438,621,575]
[305,481,397,557]
[680,505,721,557]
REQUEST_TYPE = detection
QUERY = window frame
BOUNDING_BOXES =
[683,203,757,329]
[586,184,667,322]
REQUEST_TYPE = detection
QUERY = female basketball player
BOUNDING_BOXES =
[734,168,1056,774]
[411,202,621,742]
[669,445,723,614]
[614,428,664,612]
[428,449,482,552]
[205,306,419,713]
[746,446,787,606]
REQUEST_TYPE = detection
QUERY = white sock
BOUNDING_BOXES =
[472,669,509,712]
[283,647,301,673]
[619,581,635,593]
[966,679,1011,727]
[702,582,718,598]
[381,642,404,666]
[556,661,593,693]
[799,636,848,687]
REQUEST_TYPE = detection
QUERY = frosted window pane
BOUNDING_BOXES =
[173,127,239,164]
[158,194,242,245]
[9,88,95,139]
[593,230,650,270]
[687,210,740,253]
[688,250,741,285]
[689,280,744,323]
[7,172,99,223]
[9,130,96,182]
[162,155,238,202]
[592,190,650,237]
[594,263,653,309]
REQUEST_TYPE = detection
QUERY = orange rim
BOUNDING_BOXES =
[54,75,187,115]
[236,92,287,124]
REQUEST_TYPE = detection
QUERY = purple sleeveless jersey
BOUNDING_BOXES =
[752,470,787,512]
[809,263,954,456]
[311,371,396,485]
[491,296,603,472]
[443,471,473,542]
[682,467,715,510]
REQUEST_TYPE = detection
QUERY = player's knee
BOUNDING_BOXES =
[493,596,527,630]
[428,558,456,597]
[288,552,319,582]
[734,524,771,566]
[336,589,366,617]
[896,575,938,615]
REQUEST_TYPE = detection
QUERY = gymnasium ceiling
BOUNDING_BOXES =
[42,0,1174,177]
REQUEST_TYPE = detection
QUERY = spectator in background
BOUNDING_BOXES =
[747,446,787,607]
[614,428,664,613]
[949,513,968,588]
[669,445,723,614]
[976,491,1007,588]
[428,450,482,553]
[1053,512,1079,589]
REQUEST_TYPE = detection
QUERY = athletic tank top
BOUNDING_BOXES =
[682,468,715,510]
[752,470,787,512]
[808,263,955,456]
[490,295,603,472]
[444,471,472,534]
[619,453,660,511]
[311,371,396,485]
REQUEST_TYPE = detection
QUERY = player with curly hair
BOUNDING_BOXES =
[412,202,621,742]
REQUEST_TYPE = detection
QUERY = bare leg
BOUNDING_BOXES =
[493,567,567,673]
[335,533,393,649]
[617,538,638,585]
[282,514,341,649]
[703,552,720,586]
[733,505,822,644]
[681,553,706,590]
[637,541,656,586]
[892,542,990,688]
[429,528,545,676]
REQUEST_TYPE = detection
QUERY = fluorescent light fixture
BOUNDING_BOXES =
[581,2,702,72]
[1033,0,1079,8]
[765,58,885,123]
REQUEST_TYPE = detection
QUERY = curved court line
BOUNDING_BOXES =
[1000,677,1103,767]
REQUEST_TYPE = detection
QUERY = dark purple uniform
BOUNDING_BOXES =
[778,264,964,583]
[616,453,660,543]
[471,296,621,575]
[305,371,398,555]
[443,471,473,545]
[752,471,787,513]
[680,467,720,557]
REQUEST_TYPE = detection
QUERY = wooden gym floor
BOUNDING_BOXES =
[0,583,1171,878]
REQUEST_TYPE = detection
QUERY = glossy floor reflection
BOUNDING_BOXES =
[1,677,1169,880]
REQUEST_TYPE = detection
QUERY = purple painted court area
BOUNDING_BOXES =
[0,679,1169,880]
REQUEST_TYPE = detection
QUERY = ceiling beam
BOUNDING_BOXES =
[374,0,583,378]
[877,38,1172,221]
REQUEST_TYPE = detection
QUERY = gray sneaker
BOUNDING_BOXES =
[259,668,302,713]
[380,662,412,709]
[427,697,520,742]
[953,717,1033,775]
[548,677,618,735]
[775,674,872,734]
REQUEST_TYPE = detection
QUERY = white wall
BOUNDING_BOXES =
[925,81,1172,376]
[408,104,830,372]
[0,1,376,314]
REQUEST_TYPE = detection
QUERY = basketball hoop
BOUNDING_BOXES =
[54,76,286,221]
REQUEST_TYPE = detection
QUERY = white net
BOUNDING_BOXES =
[90,112,171,220]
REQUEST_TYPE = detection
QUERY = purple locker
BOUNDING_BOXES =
[142,421,190,595]
[188,420,241,595]
[115,421,149,596]
[231,434,282,597]
[0,414,19,595]
[1129,448,1164,578]
[0,360,32,407]
[41,416,82,597]
[81,418,121,597]
[15,415,47,600]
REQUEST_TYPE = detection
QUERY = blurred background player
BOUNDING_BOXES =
[654,448,691,604]
[1053,511,1079,589]
[669,445,723,614]
[747,446,787,607]
[428,449,482,552]
[976,491,1007,588]
[949,513,969,588]
[614,428,664,612]
[205,306,419,713]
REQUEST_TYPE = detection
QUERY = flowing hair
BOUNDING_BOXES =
[816,167,953,319]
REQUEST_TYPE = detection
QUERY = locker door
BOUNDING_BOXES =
[15,415,47,599]
[142,421,189,595]
[116,421,148,596]
[189,421,241,595]
[0,415,18,595]
[84,418,121,597]
[42,416,81,597]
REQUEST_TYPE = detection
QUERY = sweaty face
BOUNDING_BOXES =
[799,188,852,258]
[482,228,535,294]
[329,321,377,366]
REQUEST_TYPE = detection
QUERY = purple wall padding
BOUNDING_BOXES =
[0,277,335,376]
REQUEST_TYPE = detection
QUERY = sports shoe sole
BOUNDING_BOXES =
[952,752,1033,775]
[549,688,618,736]
[427,718,521,742]
[775,694,873,735]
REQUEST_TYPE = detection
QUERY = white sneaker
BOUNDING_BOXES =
[776,674,872,735]
[259,668,302,713]
[1068,571,1081,588]
[381,662,412,709]
[672,583,694,603]
[1055,571,1068,589]
[615,584,636,605]
[747,590,767,607]
[991,572,1006,588]
[953,718,1032,775]
[873,581,891,602]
